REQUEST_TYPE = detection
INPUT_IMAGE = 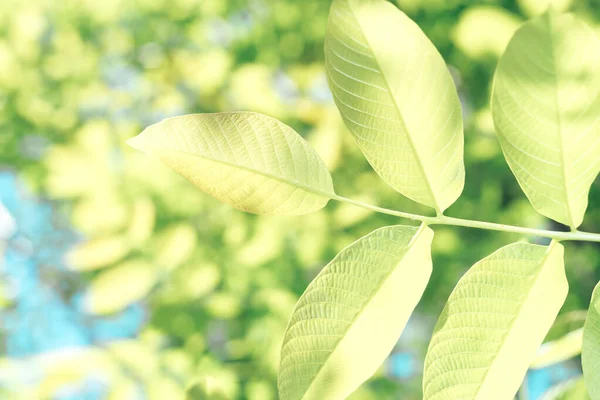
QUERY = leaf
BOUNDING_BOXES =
[452,6,521,59]
[582,281,600,399]
[530,327,582,369]
[66,236,131,271]
[84,260,157,315]
[128,112,335,215]
[544,310,587,342]
[126,197,156,246]
[540,378,590,400]
[325,0,464,213]
[423,241,567,400]
[278,224,434,400]
[154,223,197,271]
[492,11,600,228]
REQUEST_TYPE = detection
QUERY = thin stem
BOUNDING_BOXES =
[332,195,600,243]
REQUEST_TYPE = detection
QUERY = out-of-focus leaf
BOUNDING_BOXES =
[84,260,157,315]
[155,223,197,271]
[128,112,335,215]
[452,6,521,59]
[66,236,130,271]
[544,310,587,342]
[107,340,160,379]
[325,0,464,212]
[423,242,567,400]
[127,197,156,246]
[492,11,600,229]
[518,0,574,17]
[531,328,583,369]
[540,377,590,400]
[278,224,434,400]
[147,376,185,400]
[583,281,600,398]
[106,378,141,400]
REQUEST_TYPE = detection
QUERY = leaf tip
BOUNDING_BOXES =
[126,133,145,152]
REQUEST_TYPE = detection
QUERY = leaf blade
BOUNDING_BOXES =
[128,112,335,215]
[582,281,600,398]
[278,224,434,400]
[423,241,568,400]
[325,0,465,212]
[492,11,600,228]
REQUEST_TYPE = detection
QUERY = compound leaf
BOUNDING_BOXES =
[582,281,600,398]
[492,11,600,228]
[279,224,434,400]
[423,241,567,400]
[325,0,464,213]
[128,112,335,215]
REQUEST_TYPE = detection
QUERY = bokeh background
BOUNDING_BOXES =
[1,0,599,398]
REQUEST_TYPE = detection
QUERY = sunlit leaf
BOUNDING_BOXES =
[278,224,434,400]
[517,0,574,17]
[544,310,587,342]
[530,327,582,369]
[128,112,335,215]
[154,223,196,271]
[423,241,567,400]
[107,339,160,379]
[84,260,157,315]
[540,377,590,400]
[325,0,464,212]
[127,197,156,246]
[66,236,130,271]
[582,281,600,398]
[452,6,521,59]
[492,11,600,228]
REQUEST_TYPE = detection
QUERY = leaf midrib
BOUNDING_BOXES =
[148,146,336,201]
[545,12,575,229]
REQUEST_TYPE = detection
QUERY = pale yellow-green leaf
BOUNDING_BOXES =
[452,6,521,59]
[530,327,582,369]
[66,236,131,271]
[492,11,600,228]
[84,260,157,315]
[126,197,156,246]
[518,0,574,17]
[540,378,590,400]
[128,112,335,215]
[582,281,600,399]
[154,223,197,271]
[325,0,464,212]
[423,241,567,400]
[278,224,434,400]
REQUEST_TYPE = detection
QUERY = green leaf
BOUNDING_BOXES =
[66,236,131,271]
[531,309,587,370]
[278,224,434,400]
[423,241,567,400]
[540,378,590,400]
[84,260,157,315]
[128,112,335,215]
[530,327,582,369]
[582,281,600,398]
[492,11,600,228]
[325,0,464,213]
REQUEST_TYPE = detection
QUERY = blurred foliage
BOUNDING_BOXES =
[0,0,599,398]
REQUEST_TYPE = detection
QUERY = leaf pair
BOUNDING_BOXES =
[129,0,467,217]
[277,225,569,400]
